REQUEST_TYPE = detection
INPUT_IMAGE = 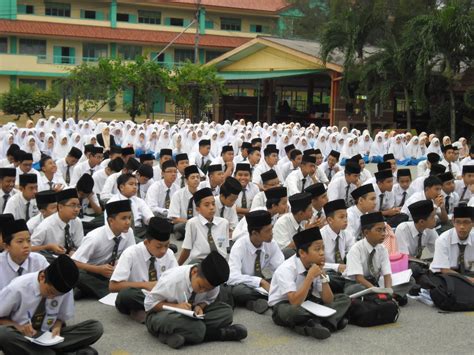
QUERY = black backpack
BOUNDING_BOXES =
[348,293,400,327]
[425,273,474,312]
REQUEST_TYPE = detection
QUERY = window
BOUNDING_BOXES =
[82,43,108,61]
[118,45,142,60]
[19,39,47,57]
[117,13,130,22]
[151,53,165,62]
[220,17,241,31]
[83,10,96,19]
[138,10,161,24]
[45,2,71,17]
[0,38,7,53]
[169,18,184,26]
[175,49,194,63]
[206,50,224,62]
[19,79,47,90]
[205,20,214,29]
[18,4,34,14]
[250,24,269,33]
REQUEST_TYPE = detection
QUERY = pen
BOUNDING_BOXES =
[183,292,188,304]
[27,311,32,326]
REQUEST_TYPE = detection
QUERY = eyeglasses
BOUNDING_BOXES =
[64,204,81,210]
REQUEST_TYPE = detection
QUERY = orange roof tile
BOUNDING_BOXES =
[0,20,250,49]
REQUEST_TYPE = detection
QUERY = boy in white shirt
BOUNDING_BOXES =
[26,190,57,233]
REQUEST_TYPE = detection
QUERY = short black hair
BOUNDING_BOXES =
[266,197,282,209]
[219,183,237,198]
[247,224,266,235]
[39,155,52,169]
[413,212,433,224]
[117,173,136,192]
[37,200,56,211]
[6,144,20,157]
[290,149,302,161]
[424,175,442,189]
[296,242,313,258]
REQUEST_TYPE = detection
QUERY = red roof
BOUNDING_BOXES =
[0,20,250,49]
[135,0,290,14]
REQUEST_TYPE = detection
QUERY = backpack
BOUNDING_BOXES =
[348,293,400,327]
[424,273,474,312]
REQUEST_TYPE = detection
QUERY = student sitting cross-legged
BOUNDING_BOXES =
[268,227,351,339]
[110,217,178,323]
[227,210,284,313]
[0,254,103,355]
[144,251,248,349]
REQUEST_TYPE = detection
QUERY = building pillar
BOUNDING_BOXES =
[110,43,117,58]
[330,72,340,126]
[10,75,17,89]
[9,36,17,54]
[110,0,117,28]
[199,7,206,35]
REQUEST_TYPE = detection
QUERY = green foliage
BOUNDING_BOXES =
[0,85,60,119]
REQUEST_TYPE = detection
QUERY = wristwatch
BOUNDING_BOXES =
[320,274,330,284]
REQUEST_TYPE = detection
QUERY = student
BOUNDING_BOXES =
[392,168,413,207]
[0,144,19,168]
[396,201,437,281]
[346,184,376,240]
[110,217,178,322]
[0,219,49,290]
[101,158,140,201]
[135,164,154,199]
[70,146,104,187]
[121,147,136,164]
[383,153,398,178]
[430,206,474,280]
[312,148,330,185]
[234,141,252,165]
[247,147,262,173]
[460,145,474,166]
[440,144,461,179]
[153,148,173,181]
[234,163,259,217]
[215,176,242,234]
[439,172,459,217]
[108,173,154,239]
[192,139,212,174]
[76,173,102,217]
[175,153,190,188]
[273,192,313,258]
[139,153,155,167]
[198,164,224,196]
[252,146,282,188]
[146,160,179,217]
[304,183,329,229]
[268,227,351,339]
[277,144,296,172]
[178,187,229,265]
[0,167,17,213]
[455,165,473,205]
[417,152,440,178]
[0,213,14,253]
[250,169,280,210]
[168,165,200,240]
[14,152,41,185]
[38,155,66,192]
[227,210,284,313]
[0,254,103,354]
[212,146,234,179]
[285,154,317,197]
[27,190,57,233]
[344,212,415,305]
[320,150,341,181]
[31,188,84,262]
[251,137,262,149]
[4,174,38,222]
[280,149,302,181]
[327,161,361,207]
[94,157,124,201]
[100,145,122,169]
[144,251,247,349]
[72,200,135,299]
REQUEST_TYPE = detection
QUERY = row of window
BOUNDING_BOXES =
[17,3,270,33]
[0,38,224,63]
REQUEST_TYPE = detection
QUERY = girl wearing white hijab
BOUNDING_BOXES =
[426,137,442,155]
[388,134,410,166]
[42,133,55,158]
[340,136,358,164]
[133,130,148,156]
[359,131,373,162]
[406,136,425,165]
[146,130,159,154]
[369,132,385,163]
[315,132,330,158]
[71,132,84,151]
[22,135,41,163]
[53,133,72,160]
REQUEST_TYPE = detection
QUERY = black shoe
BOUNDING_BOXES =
[245,299,269,314]
[305,320,331,340]
[394,294,408,307]
[337,317,349,331]
[75,346,98,355]
[73,288,84,300]
[158,333,185,349]
[409,284,421,296]
[219,324,248,341]
[169,243,178,254]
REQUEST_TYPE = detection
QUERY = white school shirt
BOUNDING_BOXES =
[111,243,178,283]
[0,252,49,290]
[100,158,111,169]
[320,161,341,181]
[191,151,212,171]
[56,157,77,183]
[144,264,219,312]
[316,165,330,185]
[232,207,279,242]
[327,175,357,207]
[92,168,109,195]
[0,187,17,213]
[346,205,364,240]
[268,255,323,306]
[410,175,427,193]
[252,162,283,186]
[72,224,135,265]
[15,167,41,186]
[455,180,472,204]
[0,158,14,168]
[27,212,44,233]
[372,183,395,212]
[430,228,474,273]
[145,179,180,215]
[136,179,153,200]
[280,160,297,181]
[441,190,459,216]
[235,183,259,209]
[3,193,38,221]
[392,183,414,207]
[152,164,162,181]
[344,238,391,280]
[416,160,429,178]
[31,212,84,248]
[37,172,66,192]
[321,224,355,271]
[333,168,372,184]
[395,221,437,257]
[250,191,266,210]
[70,160,101,187]
[0,272,74,332]
[198,180,220,196]
[182,214,229,261]
[214,196,238,231]
[168,187,196,220]
[228,236,284,288]
[401,191,441,219]
[440,159,461,179]
[460,156,474,167]
[100,171,120,201]
[107,193,154,228]
[285,168,312,197]
[273,213,304,249]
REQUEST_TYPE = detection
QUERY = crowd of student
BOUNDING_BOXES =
[0,117,473,353]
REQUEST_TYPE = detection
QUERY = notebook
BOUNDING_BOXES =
[349,287,394,299]
[25,331,64,346]
[162,305,205,319]
[300,301,336,318]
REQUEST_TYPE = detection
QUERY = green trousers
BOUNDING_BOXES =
[0,319,103,355]
[76,270,110,299]
[231,284,266,307]
[146,302,233,345]
[115,287,145,314]
[272,294,351,331]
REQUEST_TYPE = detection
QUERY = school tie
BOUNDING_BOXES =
[301,177,307,192]
[344,185,350,206]
[458,244,467,274]
[448,163,452,173]
[2,194,9,212]
[47,181,54,190]
[137,183,141,198]
[241,189,247,209]
[416,232,424,259]
[164,189,171,209]
[25,201,30,221]
[327,168,332,180]
[148,256,157,282]
[78,204,84,219]
[334,235,343,264]
[31,297,47,331]
[18,266,24,276]
[64,224,76,253]
[445,196,450,214]
[201,156,205,169]
[188,291,196,305]
[109,237,122,266]
[206,222,218,252]
[399,191,407,207]
[317,211,322,219]
[254,249,263,278]
[368,249,377,279]
[65,165,71,184]
[186,198,194,219]
[89,168,94,175]
[220,206,225,218]
[303,270,314,300]
[297,224,302,233]
[379,194,384,211]
[181,176,185,188]
[460,186,468,202]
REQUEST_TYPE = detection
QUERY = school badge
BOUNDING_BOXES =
[51,300,58,308]
[161,265,166,272]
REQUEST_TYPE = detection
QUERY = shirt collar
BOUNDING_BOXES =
[198,213,215,226]
[138,241,153,262]
[105,223,122,241]
[363,238,376,253]
[33,271,41,297]
[450,229,473,246]
[7,252,29,273]
[408,222,423,238]
[326,225,341,240]
[245,235,262,255]
[294,255,307,275]
[53,212,68,229]
[289,213,300,230]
